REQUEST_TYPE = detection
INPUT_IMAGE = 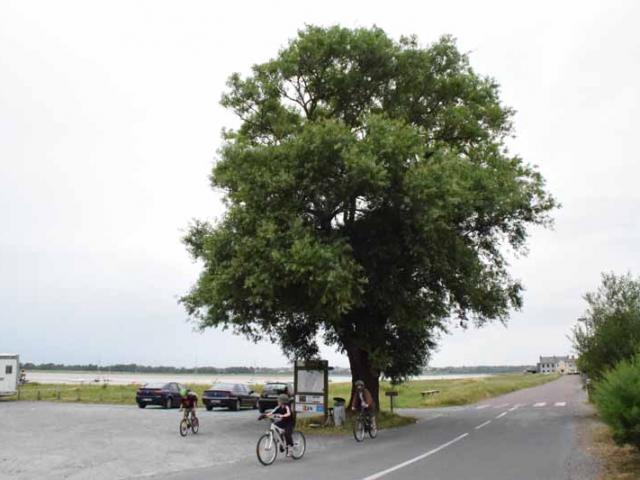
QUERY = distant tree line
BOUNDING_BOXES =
[21,363,293,375]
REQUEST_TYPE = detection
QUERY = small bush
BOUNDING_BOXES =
[594,353,640,449]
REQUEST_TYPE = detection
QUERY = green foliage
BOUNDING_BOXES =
[594,354,640,449]
[572,273,640,380]
[182,25,557,386]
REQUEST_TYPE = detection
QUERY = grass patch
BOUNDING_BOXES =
[3,382,262,406]
[4,373,560,410]
[592,424,640,480]
[327,373,561,409]
[296,410,416,436]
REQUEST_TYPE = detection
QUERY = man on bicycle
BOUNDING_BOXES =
[351,380,376,428]
[180,388,198,423]
[266,394,294,455]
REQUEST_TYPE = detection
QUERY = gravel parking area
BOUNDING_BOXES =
[0,401,341,480]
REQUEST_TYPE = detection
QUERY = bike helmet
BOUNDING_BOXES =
[180,388,188,397]
[355,380,365,388]
[278,393,289,403]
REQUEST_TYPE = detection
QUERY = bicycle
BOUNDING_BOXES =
[256,414,306,465]
[179,410,199,437]
[324,407,335,427]
[353,408,377,442]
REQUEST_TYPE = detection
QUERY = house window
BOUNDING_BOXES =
[6,365,12,374]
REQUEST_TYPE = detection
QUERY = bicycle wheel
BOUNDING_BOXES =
[179,419,189,437]
[291,431,306,459]
[256,433,277,466]
[353,418,365,442]
[191,417,199,434]
[368,417,378,438]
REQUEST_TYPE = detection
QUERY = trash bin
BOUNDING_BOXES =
[333,397,346,426]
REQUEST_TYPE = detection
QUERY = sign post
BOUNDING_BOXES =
[385,390,398,413]
[294,360,330,418]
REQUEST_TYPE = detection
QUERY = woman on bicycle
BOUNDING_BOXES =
[351,380,376,425]
[266,394,294,455]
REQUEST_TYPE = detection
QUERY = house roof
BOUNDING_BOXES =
[539,355,574,363]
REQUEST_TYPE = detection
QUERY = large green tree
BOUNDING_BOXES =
[572,273,640,381]
[181,26,557,406]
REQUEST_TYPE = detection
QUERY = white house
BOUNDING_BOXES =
[537,355,578,374]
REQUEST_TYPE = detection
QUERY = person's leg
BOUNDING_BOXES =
[284,423,294,447]
[364,407,377,429]
[275,421,287,451]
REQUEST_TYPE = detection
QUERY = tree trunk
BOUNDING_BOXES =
[346,344,380,412]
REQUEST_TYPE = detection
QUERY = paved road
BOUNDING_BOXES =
[0,376,598,480]
[155,375,598,480]
[0,399,343,480]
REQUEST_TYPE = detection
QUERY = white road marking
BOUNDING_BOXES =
[508,405,519,412]
[475,420,491,430]
[554,402,566,407]
[494,403,509,409]
[476,405,490,409]
[361,433,469,480]
[495,411,508,419]
[533,402,546,407]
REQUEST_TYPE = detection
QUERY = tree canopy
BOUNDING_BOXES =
[181,26,557,404]
[572,272,640,380]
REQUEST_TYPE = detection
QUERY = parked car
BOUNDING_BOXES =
[202,383,259,411]
[258,381,294,413]
[136,382,185,409]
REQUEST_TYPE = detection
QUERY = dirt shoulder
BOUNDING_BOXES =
[588,420,640,480]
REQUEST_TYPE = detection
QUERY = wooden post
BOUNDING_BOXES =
[76,388,81,401]
[37,390,41,401]
[56,387,61,400]
[385,391,398,414]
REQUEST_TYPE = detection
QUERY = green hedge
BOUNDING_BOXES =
[594,353,640,449]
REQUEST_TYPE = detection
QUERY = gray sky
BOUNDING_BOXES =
[2,0,639,368]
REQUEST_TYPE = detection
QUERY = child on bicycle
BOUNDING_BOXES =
[351,380,376,428]
[179,388,198,422]
[266,393,294,455]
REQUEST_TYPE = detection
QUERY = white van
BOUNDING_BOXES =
[0,354,19,397]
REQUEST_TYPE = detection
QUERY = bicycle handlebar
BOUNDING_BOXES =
[258,414,282,421]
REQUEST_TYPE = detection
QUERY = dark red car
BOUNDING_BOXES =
[136,382,185,409]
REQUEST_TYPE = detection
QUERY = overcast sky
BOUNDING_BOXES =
[1,0,639,368]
